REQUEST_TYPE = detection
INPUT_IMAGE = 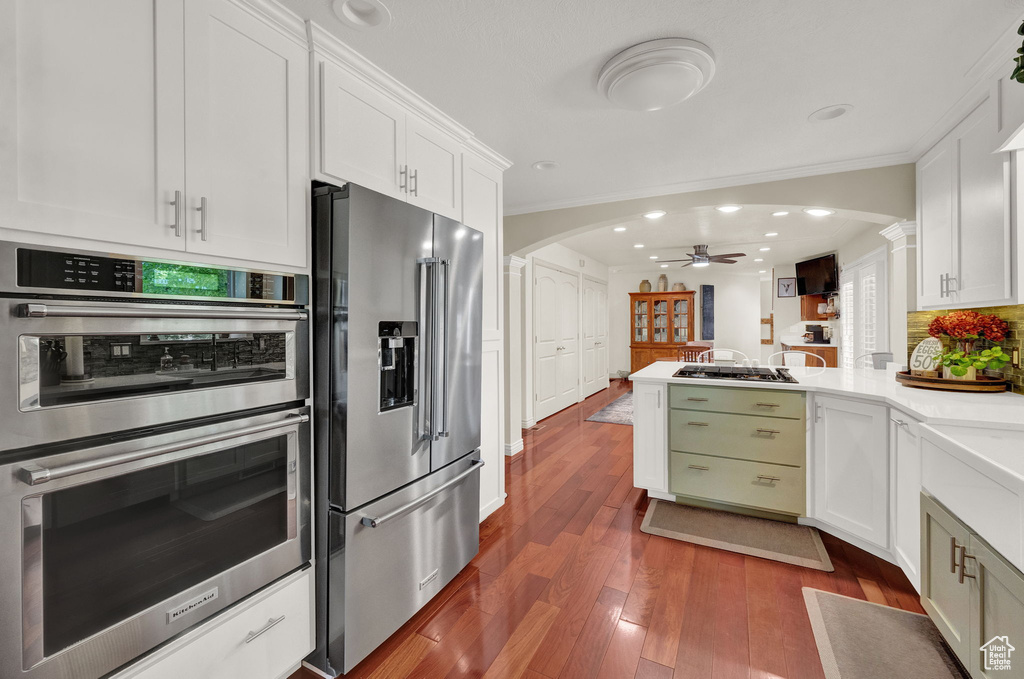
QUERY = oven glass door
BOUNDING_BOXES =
[21,421,302,668]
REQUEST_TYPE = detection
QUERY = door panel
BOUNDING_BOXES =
[556,273,580,410]
[183,0,308,267]
[0,0,185,249]
[533,265,562,420]
[969,535,1024,677]
[917,141,954,308]
[920,493,972,661]
[893,415,922,591]
[406,117,462,221]
[430,215,483,470]
[582,278,608,397]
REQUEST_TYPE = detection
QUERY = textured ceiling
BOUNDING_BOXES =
[280,0,1024,214]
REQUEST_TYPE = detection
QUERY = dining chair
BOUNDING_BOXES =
[696,348,749,366]
[768,350,826,368]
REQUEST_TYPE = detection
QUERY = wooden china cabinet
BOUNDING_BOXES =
[629,291,696,373]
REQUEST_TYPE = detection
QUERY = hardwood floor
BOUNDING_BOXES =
[291,379,923,679]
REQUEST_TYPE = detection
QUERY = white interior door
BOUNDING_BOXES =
[582,277,609,397]
[534,263,579,421]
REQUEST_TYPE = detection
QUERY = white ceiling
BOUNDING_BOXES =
[280,0,1024,214]
[555,204,883,273]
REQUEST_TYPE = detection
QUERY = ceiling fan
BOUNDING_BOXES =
[658,244,747,268]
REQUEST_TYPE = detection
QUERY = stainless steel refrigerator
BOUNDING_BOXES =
[309,182,484,675]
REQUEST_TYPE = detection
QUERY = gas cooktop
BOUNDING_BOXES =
[672,365,799,384]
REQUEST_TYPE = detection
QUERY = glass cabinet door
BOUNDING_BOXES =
[633,299,648,342]
[652,300,668,342]
[673,299,689,343]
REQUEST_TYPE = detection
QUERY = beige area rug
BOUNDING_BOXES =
[639,499,834,571]
[803,588,968,679]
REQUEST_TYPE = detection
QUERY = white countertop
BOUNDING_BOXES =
[779,340,836,348]
[630,362,1024,429]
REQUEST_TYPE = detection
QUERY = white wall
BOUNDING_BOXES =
[608,267,762,374]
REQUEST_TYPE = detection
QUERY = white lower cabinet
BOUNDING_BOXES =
[632,382,667,493]
[812,394,890,551]
[114,569,313,679]
[891,410,923,590]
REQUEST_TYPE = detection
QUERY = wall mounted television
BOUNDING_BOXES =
[795,253,838,295]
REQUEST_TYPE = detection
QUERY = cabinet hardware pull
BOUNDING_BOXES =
[399,165,408,192]
[687,397,709,402]
[950,537,960,574]
[361,459,485,527]
[244,615,286,644]
[958,546,977,584]
[939,273,946,298]
[657,390,661,408]
[196,196,208,241]
[815,404,823,423]
[688,464,709,471]
[947,275,957,295]
[756,475,781,482]
[410,168,419,196]
[170,190,183,237]
[755,402,781,408]
[755,428,781,435]
[687,421,709,427]
[890,418,908,428]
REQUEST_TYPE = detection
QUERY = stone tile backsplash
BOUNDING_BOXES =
[907,304,1024,394]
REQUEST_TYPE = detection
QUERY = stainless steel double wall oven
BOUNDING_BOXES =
[0,241,311,679]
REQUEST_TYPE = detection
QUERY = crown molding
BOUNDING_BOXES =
[504,152,912,216]
[504,255,528,271]
[308,22,511,171]
[879,220,917,241]
[233,0,307,44]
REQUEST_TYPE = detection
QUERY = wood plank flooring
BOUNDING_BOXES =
[291,379,923,679]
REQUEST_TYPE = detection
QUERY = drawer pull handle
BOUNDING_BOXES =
[950,537,960,574]
[958,546,977,584]
[686,397,709,402]
[755,428,781,435]
[688,464,710,471]
[756,475,781,483]
[755,402,781,408]
[687,421,709,427]
[361,459,485,528]
[244,615,286,644]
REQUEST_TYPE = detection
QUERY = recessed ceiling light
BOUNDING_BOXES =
[531,160,558,171]
[643,210,666,219]
[598,38,716,111]
[715,205,742,213]
[804,208,835,217]
[771,211,789,217]
[649,255,659,260]
[764,232,778,237]
[634,243,644,248]
[660,264,669,268]
[754,258,764,262]
[808,104,853,122]
[332,0,392,30]
[759,247,771,251]
[613,226,627,232]
[759,270,767,274]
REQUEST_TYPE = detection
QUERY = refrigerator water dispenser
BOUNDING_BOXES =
[378,321,417,412]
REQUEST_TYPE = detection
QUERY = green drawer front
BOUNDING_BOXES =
[670,452,806,515]
[668,410,805,466]
[669,385,805,419]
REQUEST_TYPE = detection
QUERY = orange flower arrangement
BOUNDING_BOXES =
[928,310,1009,343]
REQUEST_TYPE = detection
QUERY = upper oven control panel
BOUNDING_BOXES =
[12,245,308,305]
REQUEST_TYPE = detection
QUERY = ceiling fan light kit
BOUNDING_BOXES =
[598,38,716,111]
[659,244,746,268]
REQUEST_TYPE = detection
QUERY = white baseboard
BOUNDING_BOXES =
[504,439,524,456]
[798,517,897,564]
[521,418,536,429]
[479,494,505,522]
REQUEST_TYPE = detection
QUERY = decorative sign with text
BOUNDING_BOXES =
[910,337,943,375]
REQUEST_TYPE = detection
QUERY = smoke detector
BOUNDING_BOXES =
[598,38,716,112]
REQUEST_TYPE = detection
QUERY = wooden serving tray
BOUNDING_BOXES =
[895,371,1009,392]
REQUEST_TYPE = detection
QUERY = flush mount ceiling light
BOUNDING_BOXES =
[598,38,716,112]
[808,104,853,122]
[649,255,659,259]
[531,160,558,170]
[660,264,669,268]
[764,232,778,237]
[613,226,627,232]
[759,247,771,251]
[715,205,742,213]
[634,243,644,248]
[754,258,764,262]
[332,0,391,30]
[771,211,789,217]
[759,270,767,274]
[643,210,667,219]
[804,208,835,217]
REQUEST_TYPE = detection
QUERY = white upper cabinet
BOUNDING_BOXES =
[317,60,463,221]
[0,0,186,250]
[183,0,308,267]
[916,89,1013,310]
[0,0,309,269]
[461,153,503,336]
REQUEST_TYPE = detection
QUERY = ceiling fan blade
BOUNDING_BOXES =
[678,262,693,268]
[656,258,693,263]
[712,252,746,259]
[711,258,738,264]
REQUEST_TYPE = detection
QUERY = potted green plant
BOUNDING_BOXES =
[928,310,1011,380]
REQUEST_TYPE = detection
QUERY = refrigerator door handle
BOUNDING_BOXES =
[418,258,439,442]
[438,259,450,438]
[359,459,484,528]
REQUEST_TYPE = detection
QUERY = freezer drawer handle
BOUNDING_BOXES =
[360,458,485,529]
[18,413,309,486]
[244,615,286,644]
[19,303,307,321]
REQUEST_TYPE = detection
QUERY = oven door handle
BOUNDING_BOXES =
[18,303,307,321]
[360,458,484,528]
[18,413,309,486]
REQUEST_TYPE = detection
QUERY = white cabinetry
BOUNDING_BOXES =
[891,410,923,591]
[633,382,668,493]
[812,394,890,551]
[916,89,1013,310]
[113,569,313,679]
[317,60,462,220]
[0,0,309,268]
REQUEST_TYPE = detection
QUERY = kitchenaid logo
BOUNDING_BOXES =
[981,636,1015,671]
[167,588,219,623]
